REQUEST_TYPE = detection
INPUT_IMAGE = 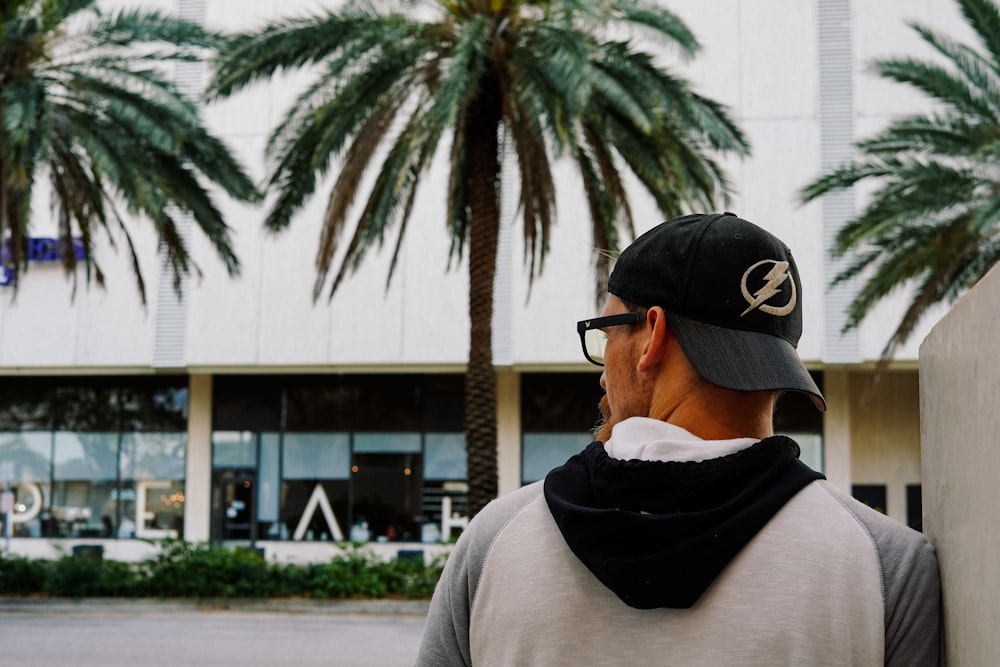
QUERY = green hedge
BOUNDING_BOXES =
[0,540,445,599]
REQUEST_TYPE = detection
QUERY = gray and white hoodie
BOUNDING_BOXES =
[417,418,942,666]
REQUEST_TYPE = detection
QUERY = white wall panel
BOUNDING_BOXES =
[509,161,616,365]
[0,272,82,368]
[77,235,156,367]
[854,1,936,119]
[398,158,469,365]
[324,230,407,365]
[254,192,334,366]
[0,224,156,369]
[858,289,950,363]
[204,0,281,31]
[184,190,268,366]
[740,0,818,120]
[668,1,742,108]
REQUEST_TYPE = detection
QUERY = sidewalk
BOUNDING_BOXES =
[0,596,431,616]
[0,597,428,666]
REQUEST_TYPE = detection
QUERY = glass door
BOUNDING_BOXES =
[212,469,256,543]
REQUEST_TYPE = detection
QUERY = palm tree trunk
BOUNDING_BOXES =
[464,74,502,517]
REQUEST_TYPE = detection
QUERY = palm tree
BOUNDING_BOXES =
[0,0,259,299]
[801,0,1000,364]
[209,0,749,515]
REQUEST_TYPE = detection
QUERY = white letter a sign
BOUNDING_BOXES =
[292,483,344,541]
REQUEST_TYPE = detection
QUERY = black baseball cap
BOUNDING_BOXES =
[607,212,826,411]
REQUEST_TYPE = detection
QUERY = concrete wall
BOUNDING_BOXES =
[849,369,922,526]
[920,263,1000,665]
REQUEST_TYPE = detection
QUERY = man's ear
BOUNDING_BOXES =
[637,307,670,373]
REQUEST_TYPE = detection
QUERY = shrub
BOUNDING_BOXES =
[43,554,140,597]
[0,554,48,595]
[0,541,445,600]
[141,539,276,598]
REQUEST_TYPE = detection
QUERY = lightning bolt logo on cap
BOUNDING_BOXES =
[740,260,796,317]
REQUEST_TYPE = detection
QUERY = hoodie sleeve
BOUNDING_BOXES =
[877,517,943,666]
[415,528,477,666]
[823,483,943,666]
[416,483,544,666]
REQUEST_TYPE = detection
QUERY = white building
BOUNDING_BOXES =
[0,0,961,560]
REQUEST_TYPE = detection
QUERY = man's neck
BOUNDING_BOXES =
[650,385,776,441]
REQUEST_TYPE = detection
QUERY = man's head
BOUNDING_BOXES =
[580,212,825,438]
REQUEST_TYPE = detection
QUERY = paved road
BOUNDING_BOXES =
[0,600,428,666]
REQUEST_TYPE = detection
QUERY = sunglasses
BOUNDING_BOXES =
[576,312,645,366]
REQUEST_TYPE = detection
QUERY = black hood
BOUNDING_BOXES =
[543,436,823,609]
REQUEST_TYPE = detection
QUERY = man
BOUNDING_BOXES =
[417,212,942,666]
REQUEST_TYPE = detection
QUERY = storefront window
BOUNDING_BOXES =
[0,377,188,539]
[522,433,592,484]
[211,375,467,544]
[423,432,468,540]
[521,373,604,485]
[425,433,467,480]
[0,431,51,537]
[284,433,351,477]
[280,432,349,542]
[50,432,118,537]
[258,433,281,525]
[213,431,257,468]
[120,432,186,539]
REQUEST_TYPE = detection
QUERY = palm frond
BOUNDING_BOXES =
[209,10,422,98]
[315,82,418,299]
[502,42,561,278]
[856,113,1000,156]
[832,159,981,252]
[385,135,438,289]
[508,21,593,152]
[574,123,624,300]
[316,12,492,296]
[35,0,92,30]
[800,157,906,202]
[324,76,461,297]
[955,0,1000,70]
[264,35,432,232]
[614,0,699,59]
[85,8,225,55]
[445,111,473,268]
[873,221,981,362]
[1,0,257,295]
[591,41,749,159]
[874,56,997,120]
[50,78,246,275]
[910,21,1000,117]
[263,20,427,156]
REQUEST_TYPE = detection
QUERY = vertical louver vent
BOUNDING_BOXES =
[817,0,862,362]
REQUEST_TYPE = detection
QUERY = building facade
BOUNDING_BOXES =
[0,0,957,560]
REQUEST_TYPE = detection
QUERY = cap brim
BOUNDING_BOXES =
[664,312,827,412]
